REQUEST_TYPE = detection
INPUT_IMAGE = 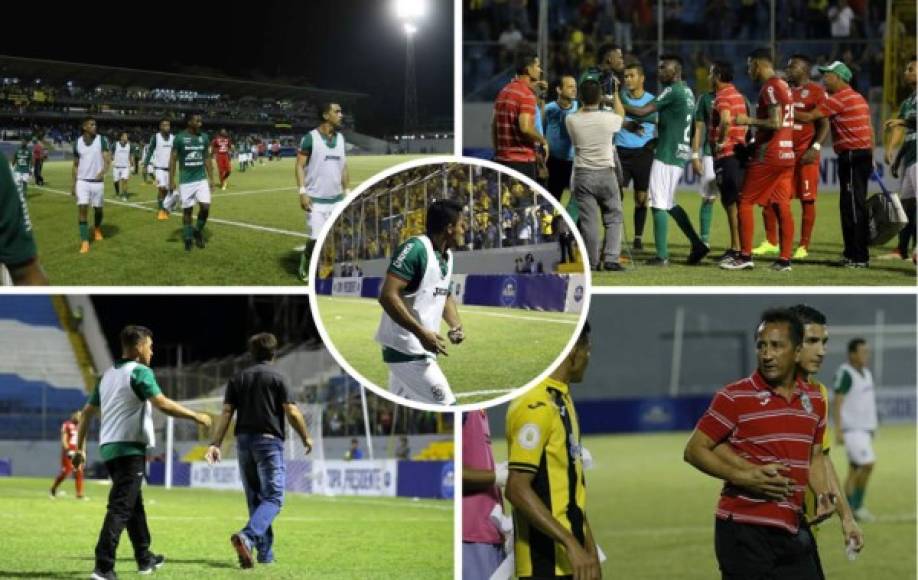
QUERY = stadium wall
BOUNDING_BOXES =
[345,243,563,277]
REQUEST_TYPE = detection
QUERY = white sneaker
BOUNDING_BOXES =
[854,507,876,523]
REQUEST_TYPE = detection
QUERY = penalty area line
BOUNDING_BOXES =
[34,185,307,239]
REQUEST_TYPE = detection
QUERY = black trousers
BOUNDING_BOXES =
[898,197,916,257]
[715,517,822,580]
[837,149,873,263]
[546,156,573,202]
[95,455,153,572]
[33,158,44,184]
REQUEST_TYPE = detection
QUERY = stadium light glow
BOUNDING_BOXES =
[403,22,418,36]
[394,0,426,20]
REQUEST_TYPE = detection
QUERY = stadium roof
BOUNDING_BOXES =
[0,55,367,102]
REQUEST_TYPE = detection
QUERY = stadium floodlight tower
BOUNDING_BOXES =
[394,0,425,146]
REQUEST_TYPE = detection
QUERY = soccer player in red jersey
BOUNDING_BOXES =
[50,410,85,499]
[211,129,233,191]
[721,49,797,272]
[755,55,830,260]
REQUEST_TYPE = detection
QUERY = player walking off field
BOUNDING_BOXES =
[12,139,32,197]
[71,117,111,255]
[0,150,47,285]
[111,133,132,201]
[142,118,175,221]
[73,325,211,580]
[883,56,917,260]
[794,61,875,268]
[169,113,215,252]
[205,332,314,569]
[375,200,466,406]
[755,55,830,260]
[212,128,233,190]
[505,322,602,580]
[295,102,349,281]
[833,338,879,523]
[684,308,832,579]
[722,49,797,272]
[49,410,85,499]
[624,55,709,266]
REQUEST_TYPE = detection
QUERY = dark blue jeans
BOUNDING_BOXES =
[236,434,286,563]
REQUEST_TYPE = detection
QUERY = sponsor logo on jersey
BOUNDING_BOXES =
[517,423,541,450]
[433,287,450,297]
[392,243,413,270]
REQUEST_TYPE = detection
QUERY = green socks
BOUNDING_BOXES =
[195,216,207,232]
[79,222,89,242]
[652,208,669,259]
[848,488,866,511]
[699,202,713,244]
[183,225,194,241]
[669,205,704,247]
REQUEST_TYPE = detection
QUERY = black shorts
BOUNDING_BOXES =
[715,517,822,580]
[715,155,743,206]
[617,145,653,192]
[546,156,573,201]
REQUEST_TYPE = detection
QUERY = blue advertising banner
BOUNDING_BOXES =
[396,460,453,499]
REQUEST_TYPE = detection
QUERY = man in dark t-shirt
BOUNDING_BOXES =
[206,333,313,569]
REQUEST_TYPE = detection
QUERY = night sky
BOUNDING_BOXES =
[0,1,454,135]
[91,296,314,366]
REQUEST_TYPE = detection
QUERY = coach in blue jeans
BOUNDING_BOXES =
[205,332,313,569]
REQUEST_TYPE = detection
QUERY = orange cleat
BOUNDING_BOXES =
[93,228,104,241]
[79,241,90,254]
[157,210,169,221]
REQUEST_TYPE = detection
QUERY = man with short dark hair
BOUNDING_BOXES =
[375,199,467,405]
[543,75,579,204]
[72,117,111,254]
[205,332,314,569]
[74,325,212,580]
[794,60,875,267]
[617,60,656,250]
[493,48,549,179]
[169,113,215,252]
[684,308,831,579]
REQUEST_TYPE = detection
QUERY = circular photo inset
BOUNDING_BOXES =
[309,157,591,410]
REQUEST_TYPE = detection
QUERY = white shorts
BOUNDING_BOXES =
[387,358,455,406]
[307,199,343,240]
[14,171,30,186]
[900,162,916,200]
[146,164,155,175]
[75,180,104,208]
[179,180,211,209]
[113,166,130,181]
[155,169,170,189]
[240,153,250,162]
[649,160,684,210]
[843,430,876,466]
[698,155,718,200]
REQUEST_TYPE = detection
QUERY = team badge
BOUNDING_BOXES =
[801,392,813,414]
[517,423,541,450]
[801,89,809,98]
[757,391,771,406]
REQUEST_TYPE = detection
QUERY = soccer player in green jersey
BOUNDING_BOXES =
[883,56,916,261]
[169,113,215,252]
[12,139,32,197]
[72,117,111,254]
[624,55,709,266]
[691,88,717,245]
[1,149,48,285]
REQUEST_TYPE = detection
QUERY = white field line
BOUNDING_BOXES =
[321,296,578,325]
[34,185,307,239]
[133,186,295,205]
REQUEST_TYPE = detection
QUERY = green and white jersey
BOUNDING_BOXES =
[13,148,31,173]
[88,359,162,462]
[73,134,109,181]
[375,235,453,360]
[144,132,174,169]
[112,141,131,168]
[833,362,877,432]
[299,128,346,202]
[173,130,210,184]
[899,91,916,169]
[694,91,715,156]
[654,81,695,167]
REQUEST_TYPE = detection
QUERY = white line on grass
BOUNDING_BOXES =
[133,186,295,205]
[34,185,307,239]
[322,297,578,325]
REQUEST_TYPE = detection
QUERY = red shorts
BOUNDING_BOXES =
[794,162,820,201]
[60,449,76,471]
[216,155,231,175]
[740,163,794,206]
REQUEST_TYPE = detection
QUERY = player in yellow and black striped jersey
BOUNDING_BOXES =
[505,322,601,580]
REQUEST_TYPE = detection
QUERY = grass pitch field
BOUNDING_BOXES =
[491,423,916,579]
[316,296,579,404]
[25,155,427,286]
[579,190,917,286]
[0,477,452,579]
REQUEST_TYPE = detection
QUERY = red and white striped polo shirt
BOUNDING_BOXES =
[696,371,827,534]
[816,85,874,153]
[710,83,748,160]
[493,77,537,163]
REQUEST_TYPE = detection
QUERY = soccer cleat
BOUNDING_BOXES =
[603,262,625,272]
[49,489,57,499]
[853,507,876,523]
[720,255,754,270]
[231,533,254,569]
[93,228,104,241]
[793,246,809,260]
[716,249,739,263]
[90,570,118,580]
[184,239,193,252]
[877,250,905,260]
[770,259,792,272]
[844,261,869,269]
[632,238,643,251]
[686,244,710,265]
[193,230,205,249]
[79,241,90,254]
[138,554,165,575]
[221,183,227,191]
[751,240,779,256]
[156,210,169,221]
[645,256,669,267]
